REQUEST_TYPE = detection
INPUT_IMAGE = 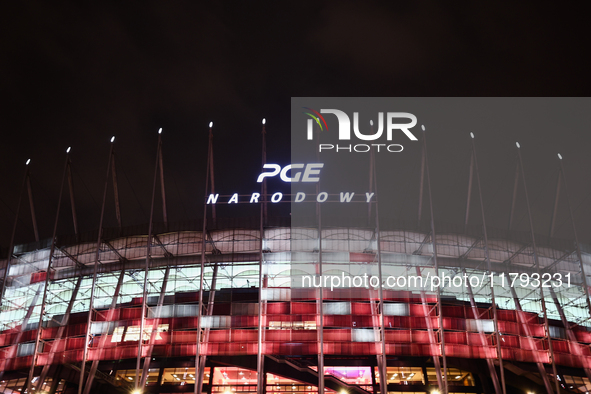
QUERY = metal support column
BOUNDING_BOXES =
[464,150,474,232]
[0,160,29,304]
[140,266,171,387]
[417,144,425,224]
[367,123,375,223]
[48,368,63,394]
[261,118,268,226]
[464,269,502,394]
[422,126,448,394]
[195,122,214,394]
[82,269,125,394]
[549,287,591,381]
[257,118,267,394]
[158,136,168,230]
[557,154,591,318]
[37,276,83,390]
[470,133,506,394]
[66,157,79,240]
[78,137,116,394]
[317,206,324,394]
[315,124,324,394]
[136,129,165,387]
[0,283,43,381]
[549,170,561,238]
[196,263,218,394]
[516,143,560,393]
[26,171,40,243]
[508,161,519,233]
[207,122,216,227]
[110,152,122,232]
[371,145,388,394]
[415,266,444,389]
[27,149,71,394]
[510,284,555,393]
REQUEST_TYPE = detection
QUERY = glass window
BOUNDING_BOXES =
[55,379,66,394]
[425,367,474,386]
[268,321,316,330]
[162,367,207,385]
[32,376,52,392]
[325,367,372,385]
[116,370,140,384]
[375,367,423,385]
[115,369,160,385]
[1,377,27,393]
[562,375,591,392]
[266,374,319,393]
[111,324,169,342]
[212,367,257,388]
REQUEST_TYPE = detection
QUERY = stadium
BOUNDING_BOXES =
[1,125,591,394]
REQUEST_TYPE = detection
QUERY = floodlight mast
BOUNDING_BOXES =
[78,137,117,394]
[26,147,71,394]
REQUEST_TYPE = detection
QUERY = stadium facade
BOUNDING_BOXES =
[1,125,591,394]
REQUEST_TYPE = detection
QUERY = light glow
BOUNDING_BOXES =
[209,122,213,128]
[558,153,562,160]
[26,159,31,165]
[262,118,266,125]
[470,132,474,139]
[66,147,71,153]
[516,141,520,148]
[111,136,115,143]
[158,128,162,134]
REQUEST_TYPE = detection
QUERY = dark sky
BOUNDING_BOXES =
[1,1,591,249]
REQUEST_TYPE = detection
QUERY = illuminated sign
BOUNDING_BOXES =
[256,163,324,183]
[206,162,375,204]
[206,192,375,204]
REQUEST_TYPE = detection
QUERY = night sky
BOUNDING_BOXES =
[1,2,591,250]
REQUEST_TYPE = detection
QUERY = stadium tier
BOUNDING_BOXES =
[1,223,591,394]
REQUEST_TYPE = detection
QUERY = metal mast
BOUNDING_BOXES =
[195,121,214,394]
[0,159,31,303]
[422,126,448,394]
[470,133,506,394]
[136,128,166,388]
[26,147,71,394]
[257,118,267,394]
[516,142,560,394]
[78,136,117,394]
